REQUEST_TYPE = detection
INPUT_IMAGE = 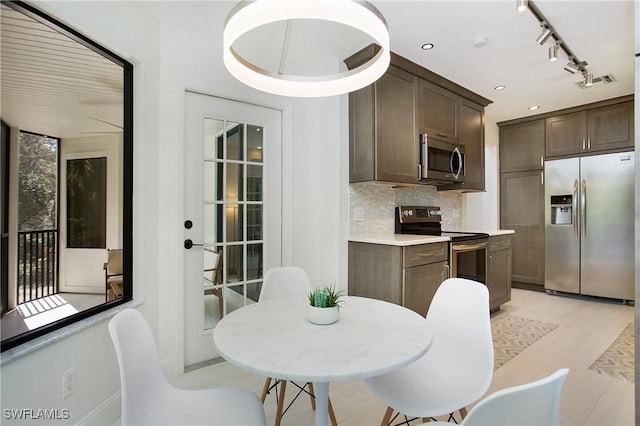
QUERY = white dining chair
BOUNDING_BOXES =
[258,266,338,426]
[365,277,494,425]
[425,368,569,425]
[109,309,266,425]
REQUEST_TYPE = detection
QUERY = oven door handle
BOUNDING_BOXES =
[451,241,487,252]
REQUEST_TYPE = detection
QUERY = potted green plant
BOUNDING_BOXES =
[307,285,346,325]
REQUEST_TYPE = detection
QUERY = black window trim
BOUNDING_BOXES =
[0,0,133,352]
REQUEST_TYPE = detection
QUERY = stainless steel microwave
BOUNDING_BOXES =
[419,134,465,184]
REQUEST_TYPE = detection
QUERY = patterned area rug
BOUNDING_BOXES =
[589,322,635,383]
[492,315,559,370]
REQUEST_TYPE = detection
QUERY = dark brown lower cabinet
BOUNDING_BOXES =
[348,241,448,317]
[487,235,512,311]
[500,170,545,288]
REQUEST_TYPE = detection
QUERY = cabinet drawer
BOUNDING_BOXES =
[404,242,448,268]
[489,235,511,252]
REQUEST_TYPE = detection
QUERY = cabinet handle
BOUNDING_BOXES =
[417,164,422,180]
[541,171,544,186]
[444,264,450,279]
[582,138,586,150]
[587,137,591,149]
[489,255,493,271]
[540,156,544,168]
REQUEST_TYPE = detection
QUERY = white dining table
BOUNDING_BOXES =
[213,296,433,426]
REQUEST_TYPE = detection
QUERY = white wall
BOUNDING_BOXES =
[1,1,347,424]
[1,1,162,424]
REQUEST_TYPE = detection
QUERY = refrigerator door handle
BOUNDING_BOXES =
[573,180,579,239]
[581,179,587,238]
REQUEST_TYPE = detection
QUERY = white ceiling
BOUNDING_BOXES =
[373,0,635,122]
[1,1,635,139]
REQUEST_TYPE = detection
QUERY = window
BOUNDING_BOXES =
[0,1,133,351]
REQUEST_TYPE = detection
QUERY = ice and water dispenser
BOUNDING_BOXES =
[550,195,573,225]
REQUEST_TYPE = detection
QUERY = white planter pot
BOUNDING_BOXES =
[307,306,340,325]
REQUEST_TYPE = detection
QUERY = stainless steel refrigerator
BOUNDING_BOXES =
[544,152,635,301]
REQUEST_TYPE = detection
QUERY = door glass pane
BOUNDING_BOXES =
[66,157,106,248]
[247,205,262,241]
[204,118,224,160]
[226,204,243,242]
[247,125,263,162]
[203,161,221,202]
[247,165,262,201]
[226,163,244,202]
[226,244,244,283]
[247,243,263,280]
[226,123,243,161]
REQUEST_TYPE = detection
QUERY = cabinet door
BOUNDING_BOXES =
[545,111,587,158]
[348,242,402,304]
[488,246,511,311]
[418,78,459,141]
[587,101,634,152]
[376,66,419,183]
[499,120,545,172]
[349,85,375,182]
[500,171,544,286]
[458,99,484,191]
[403,261,448,317]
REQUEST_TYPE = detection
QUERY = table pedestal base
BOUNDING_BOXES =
[313,382,329,426]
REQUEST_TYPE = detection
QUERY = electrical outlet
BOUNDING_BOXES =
[62,367,76,400]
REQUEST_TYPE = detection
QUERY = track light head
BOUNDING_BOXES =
[583,72,593,87]
[564,61,580,74]
[548,44,559,62]
[536,27,552,45]
[516,0,528,12]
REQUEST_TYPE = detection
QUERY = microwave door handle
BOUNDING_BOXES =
[451,146,462,180]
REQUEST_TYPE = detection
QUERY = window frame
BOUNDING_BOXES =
[0,0,133,352]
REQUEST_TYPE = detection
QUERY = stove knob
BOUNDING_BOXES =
[403,210,410,217]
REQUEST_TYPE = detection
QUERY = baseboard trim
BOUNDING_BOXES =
[76,391,120,426]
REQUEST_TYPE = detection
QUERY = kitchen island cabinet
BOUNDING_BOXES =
[348,241,448,317]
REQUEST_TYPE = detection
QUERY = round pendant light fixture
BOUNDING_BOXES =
[223,0,390,97]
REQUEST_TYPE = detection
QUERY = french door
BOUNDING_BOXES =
[183,91,282,366]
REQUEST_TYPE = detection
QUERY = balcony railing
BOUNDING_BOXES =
[17,229,58,304]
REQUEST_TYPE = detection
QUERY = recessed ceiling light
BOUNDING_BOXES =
[421,43,434,50]
[494,85,506,91]
[528,105,540,111]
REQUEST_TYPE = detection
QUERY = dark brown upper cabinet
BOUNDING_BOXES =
[345,45,491,190]
[545,99,634,158]
[499,119,545,173]
[418,79,459,142]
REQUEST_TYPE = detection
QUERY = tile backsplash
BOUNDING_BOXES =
[349,182,463,235]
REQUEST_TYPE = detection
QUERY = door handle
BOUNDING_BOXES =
[184,239,203,249]
[581,179,587,239]
[572,180,578,239]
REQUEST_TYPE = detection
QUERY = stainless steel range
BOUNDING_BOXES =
[395,206,489,284]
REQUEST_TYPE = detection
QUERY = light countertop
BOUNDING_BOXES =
[348,229,514,246]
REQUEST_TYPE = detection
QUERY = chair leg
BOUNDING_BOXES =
[381,406,394,426]
[328,398,338,426]
[260,377,272,403]
[275,380,288,426]
[459,406,468,420]
[308,382,316,409]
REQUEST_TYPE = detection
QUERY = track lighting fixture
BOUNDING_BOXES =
[516,0,528,12]
[520,0,591,87]
[548,44,559,62]
[536,26,552,45]
[564,61,580,74]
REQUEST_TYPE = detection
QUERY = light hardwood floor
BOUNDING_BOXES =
[171,288,634,425]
